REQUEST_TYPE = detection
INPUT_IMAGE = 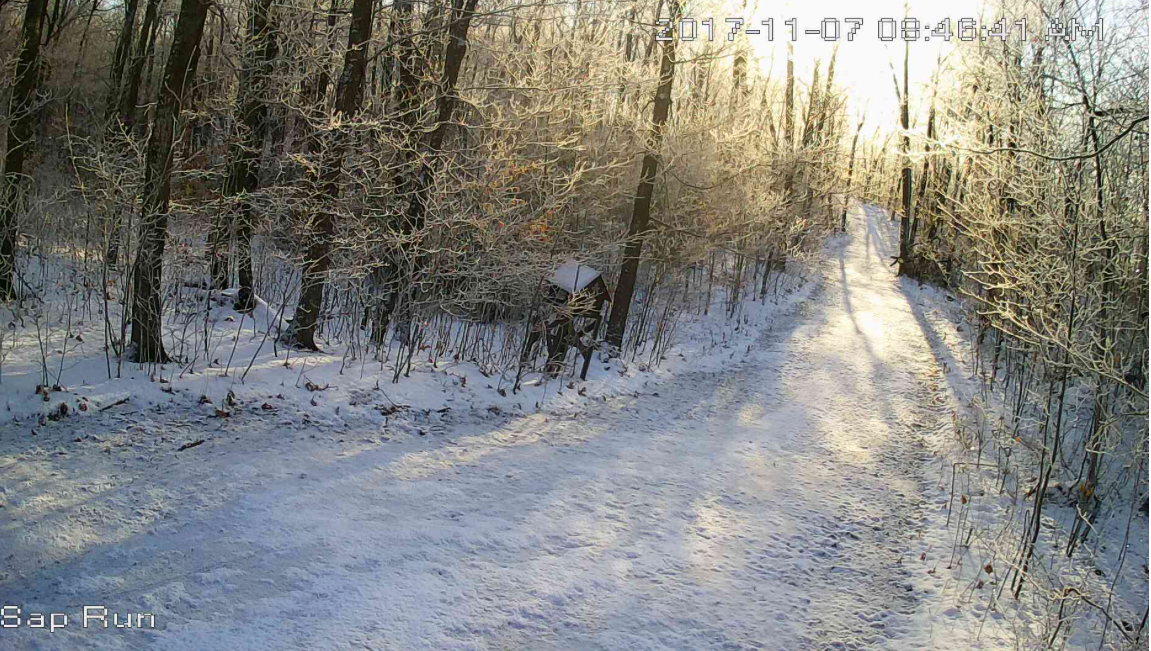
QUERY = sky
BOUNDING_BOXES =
[725,0,987,126]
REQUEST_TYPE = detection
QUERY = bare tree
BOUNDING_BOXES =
[212,0,279,308]
[285,0,375,350]
[116,0,163,133]
[107,0,142,119]
[605,0,681,349]
[895,37,913,273]
[130,0,213,362]
[0,0,50,300]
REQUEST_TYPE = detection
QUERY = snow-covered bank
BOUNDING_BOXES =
[860,204,1148,650]
[0,252,814,431]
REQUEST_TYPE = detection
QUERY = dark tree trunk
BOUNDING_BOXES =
[911,60,941,247]
[812,46,837,143]
[104,0,149,265]
[782,42,794,200]
[118,0,162,132]
[43,0,63,44]
[214,0,278,307]
[800,62,821,148]
[141,10,162,122]
[70,0,102,106]
[409,0,482,222]
[783,42,794,149]
[288,0,374,350]
[842,117,865,231]
[130,0,211,363]
[605,0,680,349]
[897,39,913,274]
[108,0,141,119]
[389,0,421,204]
[0,0,50,300]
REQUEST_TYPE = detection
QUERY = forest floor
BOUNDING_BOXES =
[0,205,1141,650]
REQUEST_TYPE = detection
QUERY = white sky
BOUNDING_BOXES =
[700,0,988,127]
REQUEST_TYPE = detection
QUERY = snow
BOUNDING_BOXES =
[548,260,601,295]
[0,204,1144,650]
[868,202,1149,649]
[0,250,809,430]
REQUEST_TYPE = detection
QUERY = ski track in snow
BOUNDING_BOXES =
[2,206,968,650]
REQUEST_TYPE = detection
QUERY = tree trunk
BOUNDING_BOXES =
[800,62,821,148]
[911,58,941,246]
[118,0,162,132]
[842,117,864,231]
[605,0,680,349]
[143,16,161,102]
[813,46,838,142]
[0,0,50,300]
[301,0,341,159]
[104,0,150,265]
[782,42,795,200]
[69,0,102,108]
[43,0,63,44]
[388,0,422,217]
[287,0,374,350]
[783,42,794,149]
[215,0,278,307]
[897,39,913,274]
[408,0,481,221]
[383,0,481,343]
[130,0,212,362]
[367,0,421,345]
[107,0,141,120]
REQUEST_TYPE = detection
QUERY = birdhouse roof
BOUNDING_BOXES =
[548,260,602,294]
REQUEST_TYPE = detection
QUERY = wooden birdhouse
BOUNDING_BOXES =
[545,260,611,318]
[525,260,612,380]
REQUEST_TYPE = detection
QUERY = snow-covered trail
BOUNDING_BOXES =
[3,205,960,650]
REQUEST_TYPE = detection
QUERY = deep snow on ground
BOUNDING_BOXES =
[0,204,1142,650]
